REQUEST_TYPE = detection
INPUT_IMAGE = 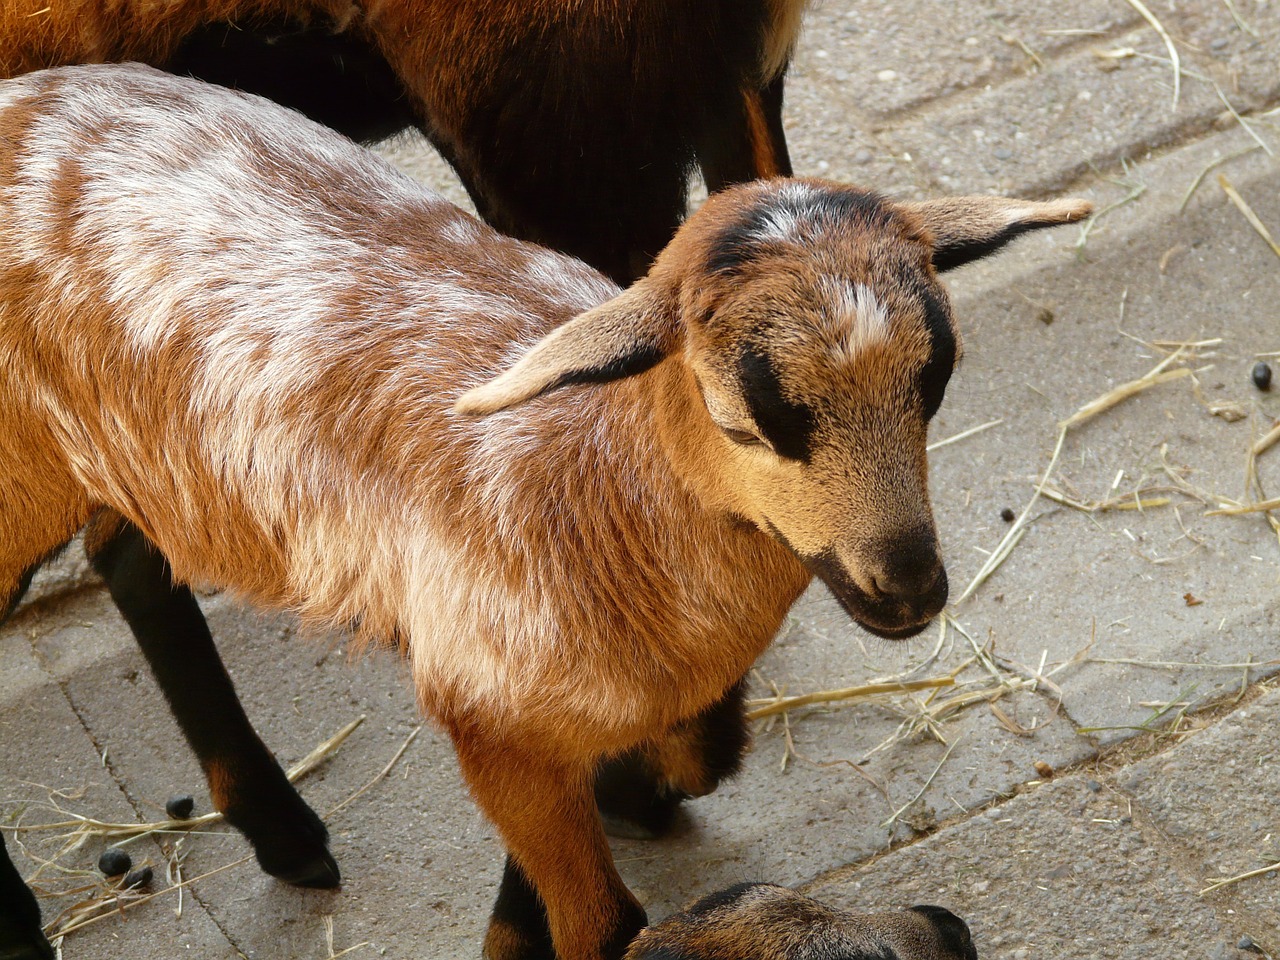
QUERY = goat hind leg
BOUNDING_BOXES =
[83,510,339,888]
[697,72,793,194]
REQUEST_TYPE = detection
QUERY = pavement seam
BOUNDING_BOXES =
[793,673,1279,900]
[1107,781,1279,953]
[1047,95,1280,200]
[836,18,1280,199]
[829,12,1146,129]
[22,615,142,809]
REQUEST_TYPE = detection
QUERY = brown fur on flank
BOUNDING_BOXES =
[0,0,812,284]
[625,884,978,960]
[0,66,1087,960]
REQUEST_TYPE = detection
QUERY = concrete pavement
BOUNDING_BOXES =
[3,1,1278,956]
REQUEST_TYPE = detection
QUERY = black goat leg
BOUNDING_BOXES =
[83,509,339,888]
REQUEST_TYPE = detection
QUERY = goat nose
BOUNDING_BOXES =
[867,540,946,604]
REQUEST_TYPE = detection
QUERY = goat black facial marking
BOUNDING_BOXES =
[737,347,814,462]
[705,205,773,276]
[917,283,956,421]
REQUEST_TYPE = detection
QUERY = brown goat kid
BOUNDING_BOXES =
[0,66,1088,960]
[625,884,978,960]
[3,0,814,847]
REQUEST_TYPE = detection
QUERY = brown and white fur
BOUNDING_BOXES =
[0,65,1088,960]
[2,0,814,850]
[625,884,978,960]
[4,0,846,867]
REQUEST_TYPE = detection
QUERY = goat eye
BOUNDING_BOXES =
[724,428,765,447]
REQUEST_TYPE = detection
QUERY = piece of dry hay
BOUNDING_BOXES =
[927,418,1003,452]
[1120,0,1181,109]
[746,677,954,721]
[1252,422,1280,457]
[1201,859,1280,896]
[1040,482,1172,513]
[1220,175,1280,260]
[1059,367,1191,430]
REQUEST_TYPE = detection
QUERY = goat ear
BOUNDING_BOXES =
[903,196,1092,272]
[454,281,674,416]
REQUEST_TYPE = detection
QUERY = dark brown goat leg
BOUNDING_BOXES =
[699,72,794,193]
[594,679,750,839]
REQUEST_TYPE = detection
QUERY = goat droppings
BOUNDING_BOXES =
[123,866,153,889]
[97,848,131,877]
[1252,361,1272,391]
[165,794,195,820]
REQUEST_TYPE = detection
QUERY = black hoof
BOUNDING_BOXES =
[247,813,341,888]
[224,795,341,889]
[263,846,341,889]
[0,924,55,960]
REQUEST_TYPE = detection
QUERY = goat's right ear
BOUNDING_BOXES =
[454,281,675,416]
[904,195,1093,272]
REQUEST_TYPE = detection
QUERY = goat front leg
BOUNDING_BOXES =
[486,856,553,960]
[594,679,749,839]
[453,732,646,960]
[82,510,339,888]
[0,830,54,960]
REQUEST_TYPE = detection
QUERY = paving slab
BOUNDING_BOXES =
[791,0,1141,119]
[805,767,1271,958]
[875,27,1245,197]
[1117,685,1280,942]
[0,603,233,958]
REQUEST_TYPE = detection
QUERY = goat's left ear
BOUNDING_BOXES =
[903,196,1092,272]
[454,279,675,416]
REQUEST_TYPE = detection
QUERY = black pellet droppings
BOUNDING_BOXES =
[1238,935,1256,951]
[123,866,153,889]
[1084,779,1102,793]
[98,847,132,877]
[1252,361,1272,391]
[166,794,195,820]
[1000,507,1016,523]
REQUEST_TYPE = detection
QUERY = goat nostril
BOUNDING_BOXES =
[872,560,945,603]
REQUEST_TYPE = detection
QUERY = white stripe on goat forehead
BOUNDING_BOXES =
[749,181,823,243]
[819,277,891,360]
